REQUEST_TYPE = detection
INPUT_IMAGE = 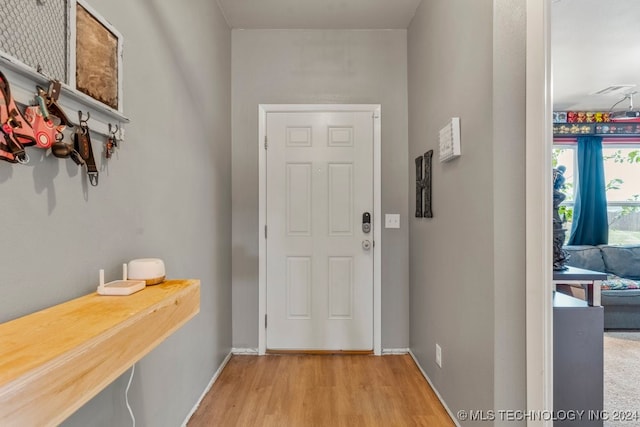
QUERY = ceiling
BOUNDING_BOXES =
[216,0,422,30]
[216,0,640,112]
[552,0,640,111]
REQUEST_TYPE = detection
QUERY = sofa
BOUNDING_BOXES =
[562,245,640,330]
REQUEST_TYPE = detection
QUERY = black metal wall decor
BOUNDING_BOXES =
[415,150,433,218]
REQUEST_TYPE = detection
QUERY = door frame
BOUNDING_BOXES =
[258,104,382,355]
[526,0,554,424]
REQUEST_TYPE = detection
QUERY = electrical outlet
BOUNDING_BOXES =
[436,343,442,368]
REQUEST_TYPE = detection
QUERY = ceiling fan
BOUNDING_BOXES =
[609,91,640,120]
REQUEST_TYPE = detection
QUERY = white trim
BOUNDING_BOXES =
[526,0,553,426]
[180,351,232,427]
[258,106,268,355]
[258,104,383,356]
[408,350,461,427]
[382,348,409,355]
[67,0,77,91]
[231,348,260,355]
[373,107,382,356]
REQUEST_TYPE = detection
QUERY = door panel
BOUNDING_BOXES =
[266,111,373,351]
[286,163,312,235]
[328,163,354,235]
[328,256,354,319]
[286,257,311,318]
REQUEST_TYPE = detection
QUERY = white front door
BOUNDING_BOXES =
[265,111,374,351]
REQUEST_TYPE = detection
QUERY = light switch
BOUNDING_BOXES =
[385,214,400,229]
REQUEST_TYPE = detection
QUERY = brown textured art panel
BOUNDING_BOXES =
[76,4,118,109]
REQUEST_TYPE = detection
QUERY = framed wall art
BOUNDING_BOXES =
[71,0,123,112]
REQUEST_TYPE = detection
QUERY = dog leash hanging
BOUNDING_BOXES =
[0,71,35,164]
[42,81,71,127]
[74,111,99,186]
[105,123,119,159]
[31,81,84,166]
[24,86,67,150]
[0,113,28,164]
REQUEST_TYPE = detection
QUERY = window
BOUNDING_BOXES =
[553,144,640,245]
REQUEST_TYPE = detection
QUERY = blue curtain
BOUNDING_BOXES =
[568,136,608,245]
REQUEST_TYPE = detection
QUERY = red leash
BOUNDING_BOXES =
[0,70,34,163]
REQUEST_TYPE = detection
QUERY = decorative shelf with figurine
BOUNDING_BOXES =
[553,108,640,141]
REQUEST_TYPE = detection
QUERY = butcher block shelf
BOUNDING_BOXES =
[0,279,200,426]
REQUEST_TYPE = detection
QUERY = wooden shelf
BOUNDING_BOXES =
[0,279,200,426]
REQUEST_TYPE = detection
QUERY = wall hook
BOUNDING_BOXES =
[78,110,90,127]
[108,123,119,137]
[108,123,120,148]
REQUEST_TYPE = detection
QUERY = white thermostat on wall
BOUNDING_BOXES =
[439,117,461,162]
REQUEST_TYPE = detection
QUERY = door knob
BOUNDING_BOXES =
[362,240,372,250]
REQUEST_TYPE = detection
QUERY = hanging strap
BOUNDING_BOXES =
[0,123,28,164]
[0,71,36,148]
[74,122,98,186]
[0,134,18,163]
[0,72,30,164]
[39,81,72,127]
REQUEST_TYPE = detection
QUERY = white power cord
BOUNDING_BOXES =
[125,364,136,427]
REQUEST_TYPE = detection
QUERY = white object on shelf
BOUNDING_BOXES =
[127,258,166,285]
[439,117,461,162]
[97,280,146,296]
[97,266,146,296]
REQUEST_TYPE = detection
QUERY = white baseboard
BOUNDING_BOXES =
[181,351,232,427]
[231,347,259,355]
[382,348,410,355]
[408,349,461,427]
[230,348,407,355]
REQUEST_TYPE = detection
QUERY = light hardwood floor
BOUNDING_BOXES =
[188,354,455,426]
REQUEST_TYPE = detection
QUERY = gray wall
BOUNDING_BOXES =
[231,29,410,349]
[492,0,527,422]
[408,0,526,425]
[0,1,232,426]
